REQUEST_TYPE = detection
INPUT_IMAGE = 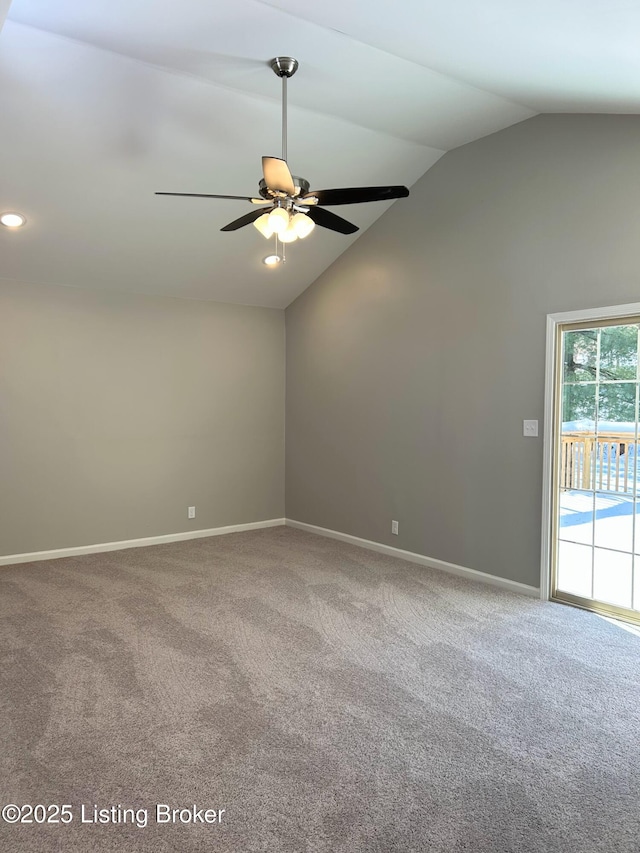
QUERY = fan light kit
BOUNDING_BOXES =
[156,57,409,266]
[0,212,26,228]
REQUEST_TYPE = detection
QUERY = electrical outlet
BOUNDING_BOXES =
[391,520,399,535]
[188,506,196,519]
[523,420,539,437]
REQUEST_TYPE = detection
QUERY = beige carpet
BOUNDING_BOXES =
[1,526,639,852]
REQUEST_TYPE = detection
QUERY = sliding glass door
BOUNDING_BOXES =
[552,319,640,624]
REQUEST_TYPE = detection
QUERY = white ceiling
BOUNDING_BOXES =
[0,1,636,309]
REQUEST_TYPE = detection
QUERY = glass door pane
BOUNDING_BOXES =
[553,322,640,624]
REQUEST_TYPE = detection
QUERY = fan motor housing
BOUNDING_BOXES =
[258,176,310,200]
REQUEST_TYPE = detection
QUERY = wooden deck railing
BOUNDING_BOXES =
[561,432,638,493]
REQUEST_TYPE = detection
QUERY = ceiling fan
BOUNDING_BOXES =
[156,57,409,257]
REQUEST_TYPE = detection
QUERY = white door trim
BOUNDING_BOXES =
[541,301,640,601]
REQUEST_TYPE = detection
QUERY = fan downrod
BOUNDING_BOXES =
[270,56,298,78]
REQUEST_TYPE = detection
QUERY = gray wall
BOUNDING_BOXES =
[285,114,640,588]
[0,279,285,556]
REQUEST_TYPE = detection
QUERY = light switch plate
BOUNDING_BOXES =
[523,420,539,437]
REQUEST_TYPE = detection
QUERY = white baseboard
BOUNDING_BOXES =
[285,519,539,597]
[0,518,286,567]
[1,517,540,598]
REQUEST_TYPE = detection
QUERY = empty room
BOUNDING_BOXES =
[1,2,639,851]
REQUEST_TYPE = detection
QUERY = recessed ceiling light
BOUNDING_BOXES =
[0,212,26,228]
[263,254,282,266]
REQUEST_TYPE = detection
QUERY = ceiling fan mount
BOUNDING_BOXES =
[270,56,299,79]
[156,57,409,251]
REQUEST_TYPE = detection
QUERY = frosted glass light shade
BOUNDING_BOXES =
[267,207,289,234]
[279,222,298,243]
[253,213,274,238]
[292,212,315,239]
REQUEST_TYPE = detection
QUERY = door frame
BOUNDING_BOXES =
[541,301,640,602]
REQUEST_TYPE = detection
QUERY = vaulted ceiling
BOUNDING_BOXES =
[0,2,636,308]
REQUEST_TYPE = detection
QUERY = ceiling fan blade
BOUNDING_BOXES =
[303,185,409,206]
[306,206,358,235]
[262,156,296,196]
[220,207,271,232]
[156,192,264,203]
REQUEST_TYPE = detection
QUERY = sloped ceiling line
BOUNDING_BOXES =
[252,0,538,113]
[5,19,444,150]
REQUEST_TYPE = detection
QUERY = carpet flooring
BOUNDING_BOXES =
[1,526,639,852]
